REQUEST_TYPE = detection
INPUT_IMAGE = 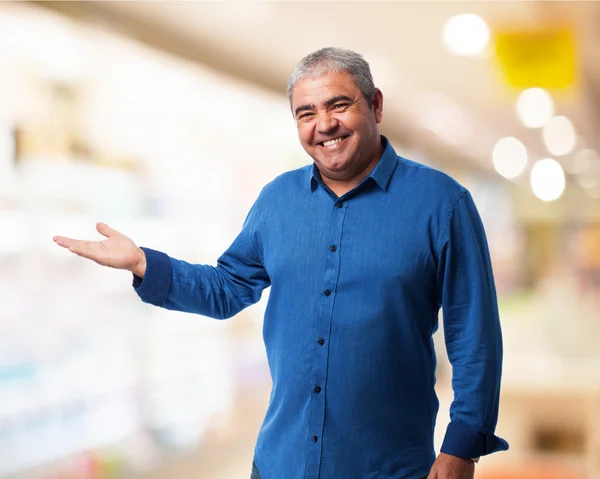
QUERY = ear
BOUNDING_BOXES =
[372,89,383,124]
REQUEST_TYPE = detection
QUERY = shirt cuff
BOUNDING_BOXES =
[132,247,173,306]
[441,421,509,459]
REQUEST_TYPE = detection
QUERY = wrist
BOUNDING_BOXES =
[439,452,476,464]
[132,247,147,278]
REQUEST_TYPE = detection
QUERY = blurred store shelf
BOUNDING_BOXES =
[1,1,599,479]
[133,385,269,479]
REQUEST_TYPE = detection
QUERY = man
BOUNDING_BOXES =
[54,47,508,479]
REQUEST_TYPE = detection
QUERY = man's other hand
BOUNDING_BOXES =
[427,452,475,479]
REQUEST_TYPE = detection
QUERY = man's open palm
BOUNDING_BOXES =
[53,223,146,276]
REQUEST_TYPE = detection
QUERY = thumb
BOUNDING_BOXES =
[96,222,119,238]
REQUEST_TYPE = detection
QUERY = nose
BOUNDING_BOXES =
[316,111,339,135]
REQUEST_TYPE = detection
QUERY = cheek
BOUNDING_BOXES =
[338,112,361,130]
[297,124,314,146]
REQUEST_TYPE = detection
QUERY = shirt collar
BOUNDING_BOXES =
[307,135,398,192]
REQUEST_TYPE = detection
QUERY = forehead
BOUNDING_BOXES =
[291,71,360,108]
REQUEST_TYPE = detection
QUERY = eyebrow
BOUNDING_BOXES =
[294,95,354,117]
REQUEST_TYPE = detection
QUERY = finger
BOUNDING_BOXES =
[96,222,119,239]
[53,236,78,249]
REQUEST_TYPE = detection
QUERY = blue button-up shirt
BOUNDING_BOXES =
[134,137,508,479]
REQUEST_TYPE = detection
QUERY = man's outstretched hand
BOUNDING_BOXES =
[53,223,147,278]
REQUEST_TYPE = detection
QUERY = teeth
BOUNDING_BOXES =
[322,137,344,146]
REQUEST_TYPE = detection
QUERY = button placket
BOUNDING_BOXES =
[307,198,347,479]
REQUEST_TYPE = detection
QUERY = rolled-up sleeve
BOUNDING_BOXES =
[436,190,509,459]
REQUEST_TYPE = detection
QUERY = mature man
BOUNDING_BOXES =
[54,47,508,479]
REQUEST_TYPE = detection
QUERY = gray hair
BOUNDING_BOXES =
[287,47,376,107]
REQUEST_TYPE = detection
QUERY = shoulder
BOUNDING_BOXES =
[259,165,312,197]
[397,156,465,194]
[394,155,467,205]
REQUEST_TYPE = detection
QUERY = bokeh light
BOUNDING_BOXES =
[442,13,490,56]
[543,116,576,156]
[492,136,528,179]
[530,158,566,202]
[516,88,554,128]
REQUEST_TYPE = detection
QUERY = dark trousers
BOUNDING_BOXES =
[251,461,428,479]
[251,459,261,479]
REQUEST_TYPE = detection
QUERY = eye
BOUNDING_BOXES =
[333,103,348,110]
[298,112,315,120]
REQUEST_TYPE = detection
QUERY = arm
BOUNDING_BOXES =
[435,190,509,461]
[133,194,270,319]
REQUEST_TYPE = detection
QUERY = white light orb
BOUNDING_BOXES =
[516,88,554,128]
[543,116,576,156]
[492,137,528,179]
[530,158,566,202]
[442,14,490,56]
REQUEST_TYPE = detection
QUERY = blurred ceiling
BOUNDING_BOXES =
[36,1,600,180]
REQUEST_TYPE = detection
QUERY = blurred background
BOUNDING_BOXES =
[0,1,599,478]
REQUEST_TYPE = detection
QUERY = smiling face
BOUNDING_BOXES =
[291,70,384,185]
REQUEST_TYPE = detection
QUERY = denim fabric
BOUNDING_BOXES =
[134,136,508,479]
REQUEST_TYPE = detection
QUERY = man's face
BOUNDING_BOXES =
[291,71,383,182]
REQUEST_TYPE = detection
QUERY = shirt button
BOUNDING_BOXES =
[314,386,322,393]
[318,338,325,345]
[324,289,331,296]
[329,245,337,252]
[337,203,343,208]
[312,436,319,443]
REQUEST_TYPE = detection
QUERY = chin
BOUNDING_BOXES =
[319,156,349,170]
